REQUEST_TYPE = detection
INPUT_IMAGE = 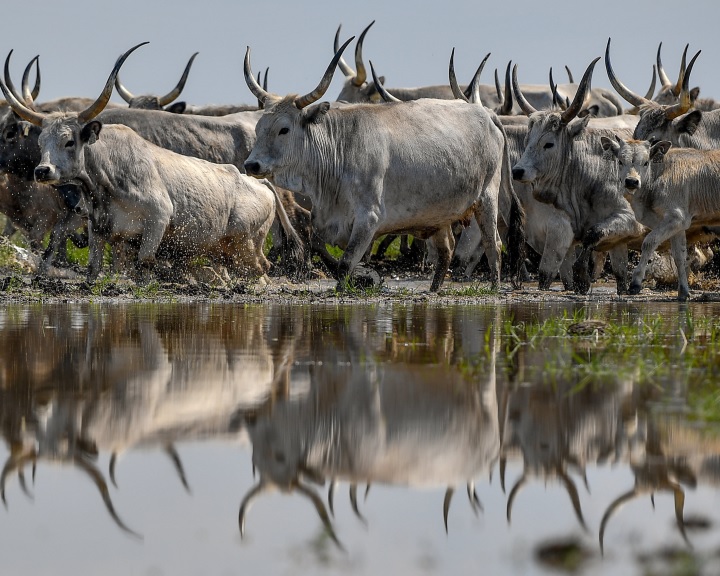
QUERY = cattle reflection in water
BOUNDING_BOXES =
[240,313,503,546]
[0,304,300,537]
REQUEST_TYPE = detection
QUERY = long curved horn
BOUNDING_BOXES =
[559,470,587,531]
[238,481,269,537]
[334,24,355,78]
[549,68,567,111]
[672,44,689,97]
[327,480,337,516]
[599,488,640,555]
[165,443,191,494]
[294,36,355,109]
[109,452,119,488]
[349,483,368,526]
[443,487,454,533]
[565,65,574,84]
[352,21,375,86]
[672,483,690,548]
[73,455,142,539]
[17,467,33,501]
[114,74,136,103]
[664,50,699,120]
[500,456,507,493]
[657,42,672,88]
[645,65,657,100]
[605,38,650,109]
[244,47,272,105]
[21,55,40,104]
[560,56,599,124]
[498,62,514,115]
[506,474,527,523]
[448,49,470,102]
[467,482,483,515]
[466,53,491,103]
[295,482,345,551]
[494,69,503,103]
[1,449,36,507]
[369,61,400,102]
[157,52,198,106]
[3,51,26,106]
[511,64,538,116]
[77,42,149,124]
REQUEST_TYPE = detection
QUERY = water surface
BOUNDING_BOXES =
[2,301,720,576]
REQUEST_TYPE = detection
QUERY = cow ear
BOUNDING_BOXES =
[690,87,700,102]
[600,135,621,157]
[80,121,102,145]
[578,105,599,118]
[166,101,187,114]
[567,115,590,139]
[302,101,330,125]
[649,140,672,162]
[677,109,702,136]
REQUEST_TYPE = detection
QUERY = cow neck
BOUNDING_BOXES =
[302,116,344,205]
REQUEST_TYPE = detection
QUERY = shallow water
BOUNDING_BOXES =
[2,301,720,576]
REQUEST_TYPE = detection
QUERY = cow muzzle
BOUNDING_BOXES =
[34,165,56,183]
[511,167,525,182]
[624,177,640,191]
[244,160,266,178]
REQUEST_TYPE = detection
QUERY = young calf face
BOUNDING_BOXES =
[601,136,672,193]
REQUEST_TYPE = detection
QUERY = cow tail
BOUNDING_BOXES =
[262,180,306,277]
[492,114,526,289]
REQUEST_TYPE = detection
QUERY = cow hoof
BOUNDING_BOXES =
[616,283,628,295]
[677,290,690,302]
[628,283,642,295]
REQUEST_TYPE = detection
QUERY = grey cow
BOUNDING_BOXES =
[243,38,525,292]
[511,58,646,294]
[601,136,720,301]
[0,43,303,284]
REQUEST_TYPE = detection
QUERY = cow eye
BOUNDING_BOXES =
[543,142,554,149]
[278,127,289,135]
[643,161,649,166]
[65,140,75,148]
[3,128,16,140]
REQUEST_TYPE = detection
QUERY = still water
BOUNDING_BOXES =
[2,301,720,576]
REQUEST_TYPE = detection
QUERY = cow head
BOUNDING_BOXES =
[242,37,353,189]
[605,38,701,145]
[333,22,387,103]
[510,58,599,187]
[114,51,197,113]
[653,42,701,107]
[0,43,147,186]
[601,135,671,195]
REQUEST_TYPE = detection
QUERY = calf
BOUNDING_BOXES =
[601,136,720,301]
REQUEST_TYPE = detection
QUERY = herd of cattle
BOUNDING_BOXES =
[0,23,718,299]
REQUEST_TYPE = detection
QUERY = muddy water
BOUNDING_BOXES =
[2,301,720,576]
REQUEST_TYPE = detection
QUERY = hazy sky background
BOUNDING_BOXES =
[2,1,716,110]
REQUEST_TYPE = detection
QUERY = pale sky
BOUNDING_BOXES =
[3,1,716,110]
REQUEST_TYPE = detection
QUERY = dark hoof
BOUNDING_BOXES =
[573,281,591,295]
[677,290,690,302]
[628,283,642,295]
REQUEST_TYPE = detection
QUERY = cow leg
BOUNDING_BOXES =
[135,220,168,281]
[86,225,106,284]
[538,224,574,290]
[475,202,501,289]
[451,219,482,281]
[336,213,380,290]
[429,226,455,292]
[670,232,690,302]
[558,247,577,291]
[40,213,77,274]
[608,246,628,294]
[572,247,593,294]
[630,214,688,295]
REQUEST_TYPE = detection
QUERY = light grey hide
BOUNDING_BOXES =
[512,110,646,294]
[35,114,285,283]
[601,137,720,301]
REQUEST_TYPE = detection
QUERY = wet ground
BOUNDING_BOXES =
[2,300,720,575]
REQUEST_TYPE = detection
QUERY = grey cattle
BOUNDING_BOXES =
[601,137,720,301]
[0,44,303,284]
[243,39,525,291]
[511,58,646,294]
[114,51,198,112]
[335,22,623,118]
[606,40,713,148]
[653,42,717,111]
